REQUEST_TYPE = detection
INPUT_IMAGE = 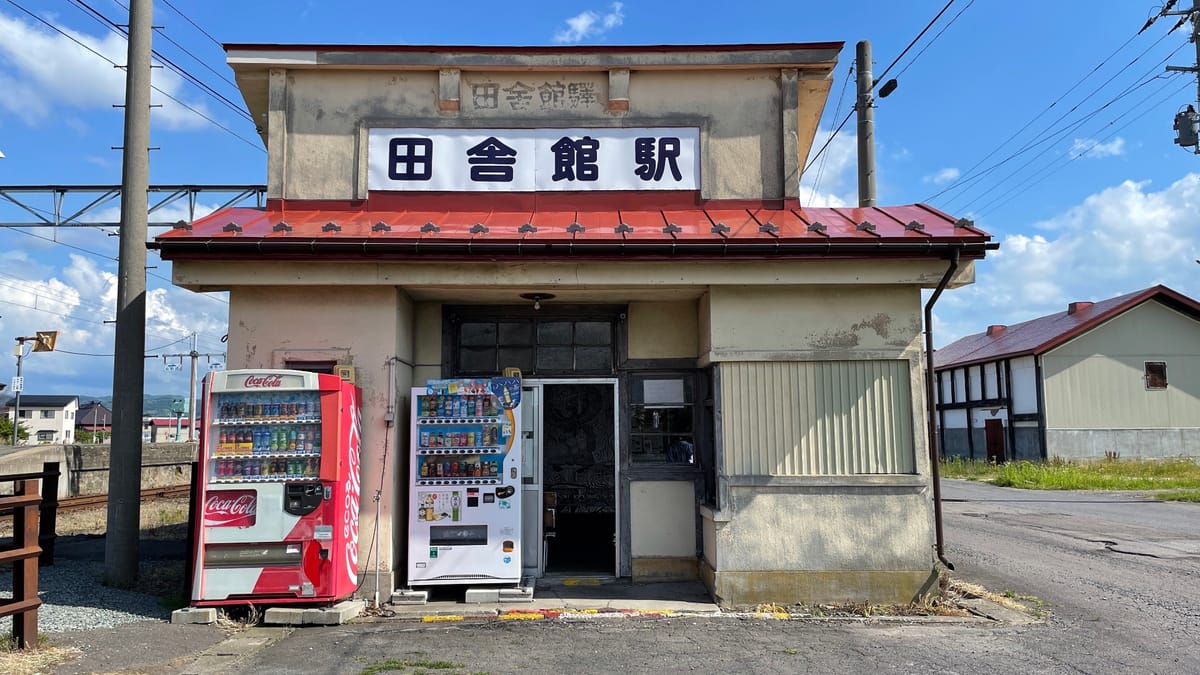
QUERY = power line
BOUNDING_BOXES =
[803,0,966,176]
[160,0,224,50]
[892,0,976,81]
[807,63,854,203]
[66,0,251,122]
[3,0,263,152]
[973,75,1192,217]
[947,39,1187,212]
[871,0,958,88]
[927,27,1171,204]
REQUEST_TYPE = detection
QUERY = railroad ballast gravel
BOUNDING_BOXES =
[0,558,171,632]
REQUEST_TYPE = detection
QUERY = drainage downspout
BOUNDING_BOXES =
[924,247,960,571]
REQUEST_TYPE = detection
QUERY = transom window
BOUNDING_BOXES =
[447,307,618,377]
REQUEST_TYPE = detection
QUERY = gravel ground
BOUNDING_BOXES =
[0,556,174,633]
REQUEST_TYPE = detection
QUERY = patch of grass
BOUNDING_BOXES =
[0,637,80,675]
[359,657,464,675]
[1155,489,1200,502]
[941,457,1200,491]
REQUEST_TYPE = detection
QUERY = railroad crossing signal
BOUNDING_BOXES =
[32,330,59,352]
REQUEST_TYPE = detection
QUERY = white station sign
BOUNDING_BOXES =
[367,127,699,192]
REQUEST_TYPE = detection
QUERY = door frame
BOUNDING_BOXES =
[524,377,620,578]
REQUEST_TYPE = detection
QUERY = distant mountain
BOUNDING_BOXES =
[87,394,191,418]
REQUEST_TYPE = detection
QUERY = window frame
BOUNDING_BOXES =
[1144,361,1168,390]
[444,305,622,377]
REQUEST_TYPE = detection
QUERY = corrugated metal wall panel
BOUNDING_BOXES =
[720,361,915,475]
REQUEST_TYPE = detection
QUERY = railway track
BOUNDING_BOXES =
[54,484,192,513]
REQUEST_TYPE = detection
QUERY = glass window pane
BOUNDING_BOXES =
[536,346,574,371]
[574,346,612,371]
[459,347,496,372]
[537,322,572,345]
[499,322,533,346]
[460,322,497,346]
[574,321,611,345]
[498,347,533,374]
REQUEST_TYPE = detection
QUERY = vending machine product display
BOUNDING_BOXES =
[407,377,523,586]
[190,369,362,606]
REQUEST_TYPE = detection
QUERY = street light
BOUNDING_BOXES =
[11,331,59,445]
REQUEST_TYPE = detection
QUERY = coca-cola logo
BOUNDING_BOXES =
[204,490,257,528]
[244,374,283,388]
[343,392,362,587]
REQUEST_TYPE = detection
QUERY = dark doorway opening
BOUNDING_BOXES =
[542,382,615,575]
[985,418,1006,463]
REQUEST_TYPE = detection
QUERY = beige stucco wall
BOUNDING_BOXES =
[227,285,410,593]
[1044,301,1200,430]
[627,300,699,360]
[630,480,696,557]
[276,68,788,201]
[706,285,924,362]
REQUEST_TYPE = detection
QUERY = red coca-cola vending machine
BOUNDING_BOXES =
[189,368,362,606]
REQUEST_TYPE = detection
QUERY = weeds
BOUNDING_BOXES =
[941,457,1200,491]
[359,657,464,675]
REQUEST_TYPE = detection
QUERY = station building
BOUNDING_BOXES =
[153,42,994,605]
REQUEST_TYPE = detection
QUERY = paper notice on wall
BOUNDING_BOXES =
[643,379,684,405]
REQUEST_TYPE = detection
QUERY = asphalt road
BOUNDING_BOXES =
[213,480,1200,675]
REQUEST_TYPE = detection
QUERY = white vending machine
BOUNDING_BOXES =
[407,377,523,586]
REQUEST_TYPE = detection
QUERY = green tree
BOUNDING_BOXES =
[0,416,30,443]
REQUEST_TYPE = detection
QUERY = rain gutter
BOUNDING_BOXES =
[924,246,960,571]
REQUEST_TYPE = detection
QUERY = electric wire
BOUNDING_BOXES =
[929,28,1175,206]
[871,0,958,88]
[891,0,976,82]
[803,0,964,174]
[974,75,1192,217]
[3,0,263,151]
[951,39,1188,214]
[160,0,224,50]
[67,0,251,122]
[807,63,854,204]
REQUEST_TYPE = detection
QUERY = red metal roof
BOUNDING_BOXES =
[154,198,993,262]
[933,285,1200,370]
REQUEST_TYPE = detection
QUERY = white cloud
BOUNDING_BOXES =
[553,2,624,43]
[1070,136,1125,159]
[936,174,1200,345]
[923,167,960,185]
[0,11,212,130]
[800,126,858,207]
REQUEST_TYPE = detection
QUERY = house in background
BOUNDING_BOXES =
[77,400,113,443]
[2,395,80,445]
[934,285,1200,462]
[143,417,192,443]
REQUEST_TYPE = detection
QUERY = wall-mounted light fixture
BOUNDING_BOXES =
[519,293,555,310]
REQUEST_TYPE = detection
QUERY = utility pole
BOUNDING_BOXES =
[856,40,877,207]
[1157,1,1200,150]
[105,0,152,588]
[149,333,222,443]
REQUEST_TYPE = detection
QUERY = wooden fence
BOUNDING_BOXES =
[0,462,60,649]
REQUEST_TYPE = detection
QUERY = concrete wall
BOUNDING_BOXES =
[227,284,408,595]
[702,478,936,606]
[700,283,935,605]
[1048,429,1200,460]
[630,480,697,580]
[0,443,196,499]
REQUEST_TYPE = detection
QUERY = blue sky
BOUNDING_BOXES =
[2,0,1199,398]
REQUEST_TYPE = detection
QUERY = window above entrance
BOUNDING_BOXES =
[447,308,617,377]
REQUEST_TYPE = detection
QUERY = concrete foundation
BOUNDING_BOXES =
[702,564,939,607]
[262,600,366,626]
[170,607,218,624]
[632,557,699,582]
[1048,428,1200,461]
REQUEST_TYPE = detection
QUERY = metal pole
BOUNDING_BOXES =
[11,340,23,445]
[1193,2,1200,110]
[856,40,876,208]
[188,332,198,442]
[105,0,152,588]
